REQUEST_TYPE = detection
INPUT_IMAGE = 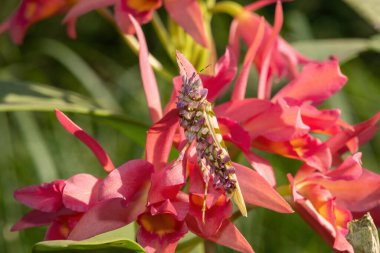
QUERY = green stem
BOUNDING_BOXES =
[209,1,244,17]
[96,9,173,81]
[122,35,173,81]
[152,13,175,58]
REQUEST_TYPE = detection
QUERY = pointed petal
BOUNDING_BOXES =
[165,0,208,47]
[326,112,380,154]
[232,17,265,101]
[55,109,115,172]
[128,14,163,123]
[62,173,101,212]
[99,159,154,201]
[273,58,347,104]
[324,153,363,180]
[243,151,276,187]
[300,104,341,132]
[146,109,179,171]
[11,210,57,231]
[201,48,237,101]
[257,0,283,100]
[187,216,254,253]
[245,0,282,11]
[63,0,115,25]
[14,180,65,212]
[234,163,293,213]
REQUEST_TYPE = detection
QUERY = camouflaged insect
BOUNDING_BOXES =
[177,72,247,220]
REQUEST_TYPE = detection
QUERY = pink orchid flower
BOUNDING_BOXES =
[289,152,380,253]
[11,109,114,239]
[66,94,293,253]
[229,0,309,97]
[136,52,293,252]
[0,0,79,44]
[214,1,350,179]
[63,0,208,47]
[63,0,161,36]
[12,174,101,240]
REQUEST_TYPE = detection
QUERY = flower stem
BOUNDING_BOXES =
[152,13,175,58]
[96,9,173,81]
[209,1,244,17]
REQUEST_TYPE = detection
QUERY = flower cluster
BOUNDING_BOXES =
[2,0,379,253]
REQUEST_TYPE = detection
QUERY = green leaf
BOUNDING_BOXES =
[343,0,380,30]
[293,35,380,63]
[293,39,369,62]
[32,226,145,253]
[35,39,122,112]
[0,80,148,146]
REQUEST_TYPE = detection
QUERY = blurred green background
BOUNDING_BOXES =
[0,0,379,252]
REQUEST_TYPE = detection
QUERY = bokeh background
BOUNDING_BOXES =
[0,0,379,252]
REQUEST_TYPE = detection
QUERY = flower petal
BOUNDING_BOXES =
[146,109,179,171]
[215,98,271,123]
[45,213,83,240]
[244,100,310,141]
[62,173,101,212]
[201,48,237,101]
[326,112,380,154]
[257,0,283,100]
[99,159,154,201]
[138,200,188,253]
[129,14,163,123]
[68,198,143,240]
[11,210,58,231]
[273,58,347,104]
[148,161,186,205]
[234,163,293,213]
[243,151,276,187]
[14,180,65,212]
[55,109,115,172]
[165,0,208,47]
[187,216,254,253]
[231,17,265,101]
[318,168,380,213]
[289,175,354,253]
[63,0,115,26]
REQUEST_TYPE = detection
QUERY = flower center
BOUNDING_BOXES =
[140,213,177,237]
[126,0,160,12]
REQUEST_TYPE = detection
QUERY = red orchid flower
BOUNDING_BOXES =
[289,152,380,253]
[11,109,113,239]
[0,0,79,44]
[63,0,208,47]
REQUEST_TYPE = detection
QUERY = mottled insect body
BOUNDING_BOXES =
[177,72,247,220]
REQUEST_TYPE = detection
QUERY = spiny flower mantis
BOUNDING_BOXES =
[175,52,247,223]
